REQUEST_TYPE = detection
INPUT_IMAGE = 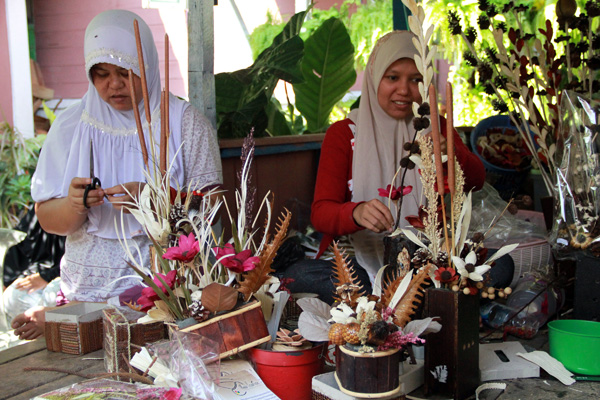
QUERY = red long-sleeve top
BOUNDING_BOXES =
[311,118,485,258]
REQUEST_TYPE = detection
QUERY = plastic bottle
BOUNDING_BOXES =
[506,276,562,325]
[480,301,546,339]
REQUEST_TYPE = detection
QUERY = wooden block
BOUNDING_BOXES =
[423,288,480,400]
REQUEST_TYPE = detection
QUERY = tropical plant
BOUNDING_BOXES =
[293,17,356,132]
[215,10,307,139]
[216,8,356,138]
[0,123,45,228]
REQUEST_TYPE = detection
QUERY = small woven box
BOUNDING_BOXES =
[103,306,166,374]
[45,302,106,355]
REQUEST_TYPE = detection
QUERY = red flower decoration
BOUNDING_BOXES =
[137,270,178,311]
[434,266,459,283]
[378,185,413,200]
[163,232,199,263]
[405,206,430,229]
[213,243,260,274]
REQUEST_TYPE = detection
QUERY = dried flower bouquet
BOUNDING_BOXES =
[447,0,600,194]
[117,21,289,325]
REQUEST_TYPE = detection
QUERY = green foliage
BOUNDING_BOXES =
[423,0,597,126]
[216,10,308,138]
[294,17,357,132]
[346,0,393,70]
[0,123,45,228]
[248,11,285,60]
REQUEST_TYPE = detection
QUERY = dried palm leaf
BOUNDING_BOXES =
[380,271,402,308]
[238,209,292,301]
[393,264,433,328]
[331,242,365,304]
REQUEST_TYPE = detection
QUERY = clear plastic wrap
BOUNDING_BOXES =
[550,91,600,256]
[148,330,221,399]
[33,378,183,400]
[469,183,547,248]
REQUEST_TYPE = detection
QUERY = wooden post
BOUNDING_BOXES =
[188,0,217,130]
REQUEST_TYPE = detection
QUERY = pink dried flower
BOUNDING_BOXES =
[213,243,260,274]
[378,184,413,201]
[137,270,178,311]
[377,331,424,351]
[162,232,199,263]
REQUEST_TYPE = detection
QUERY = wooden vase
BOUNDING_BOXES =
[423,288,479,400]
[334,345,403,398]
[179,299,270,359]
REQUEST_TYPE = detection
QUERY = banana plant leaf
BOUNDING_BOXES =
[293,17,356,133]
[216,10,309,138]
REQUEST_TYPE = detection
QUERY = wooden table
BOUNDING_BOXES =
[0,339,105,400]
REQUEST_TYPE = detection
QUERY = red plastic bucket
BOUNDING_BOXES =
[248,344,326,400]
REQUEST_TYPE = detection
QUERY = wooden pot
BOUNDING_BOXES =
[179,299,270,359]
[334,345,402,398]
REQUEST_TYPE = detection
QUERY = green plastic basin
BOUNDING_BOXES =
[548,319,600,376]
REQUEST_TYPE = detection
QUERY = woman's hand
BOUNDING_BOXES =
[352,199,394,233]
[105,182,145,213]
[68,177,105,214]
[14,273,48,294]
[12,306,48,340]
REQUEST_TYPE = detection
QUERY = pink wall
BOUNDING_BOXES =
[0,0,13,124]
[33,0,187,99]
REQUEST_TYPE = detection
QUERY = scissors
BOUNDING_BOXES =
[83,139,103,209]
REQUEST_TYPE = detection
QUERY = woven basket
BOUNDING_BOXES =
[507,210,552,288]
[471,115,532,200]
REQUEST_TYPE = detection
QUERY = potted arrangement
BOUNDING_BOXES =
[296,241,437,397]
[117,23,291,360]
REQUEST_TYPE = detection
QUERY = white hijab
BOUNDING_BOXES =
[32,10,188,239]
[349,31,425,280]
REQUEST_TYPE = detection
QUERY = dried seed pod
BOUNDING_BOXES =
[342,322,361,345]
[328,323,346,346]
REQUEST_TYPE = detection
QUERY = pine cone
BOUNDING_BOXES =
[342,322,361,345]
[169,203,186,228]
[328,323,346,346]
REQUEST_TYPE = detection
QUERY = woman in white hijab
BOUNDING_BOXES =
[12,10,222,339]
[309,31,484,284]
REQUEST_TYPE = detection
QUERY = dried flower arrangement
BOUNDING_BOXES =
[447,0,600,195]
[552,91,600,255]
[383,0,521,298]
[117,22,289,326]
[296,242,438,354]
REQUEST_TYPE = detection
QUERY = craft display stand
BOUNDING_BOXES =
[423,288,480,400]
[45,303,106,355]
[180,299,270,359]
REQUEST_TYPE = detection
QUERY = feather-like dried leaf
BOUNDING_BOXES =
[201,282,239,312]
[331,241,365,303]
[296,297,332,320]
[394,264,433,328]
[298,312,330,342]
[238,209,292,301]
